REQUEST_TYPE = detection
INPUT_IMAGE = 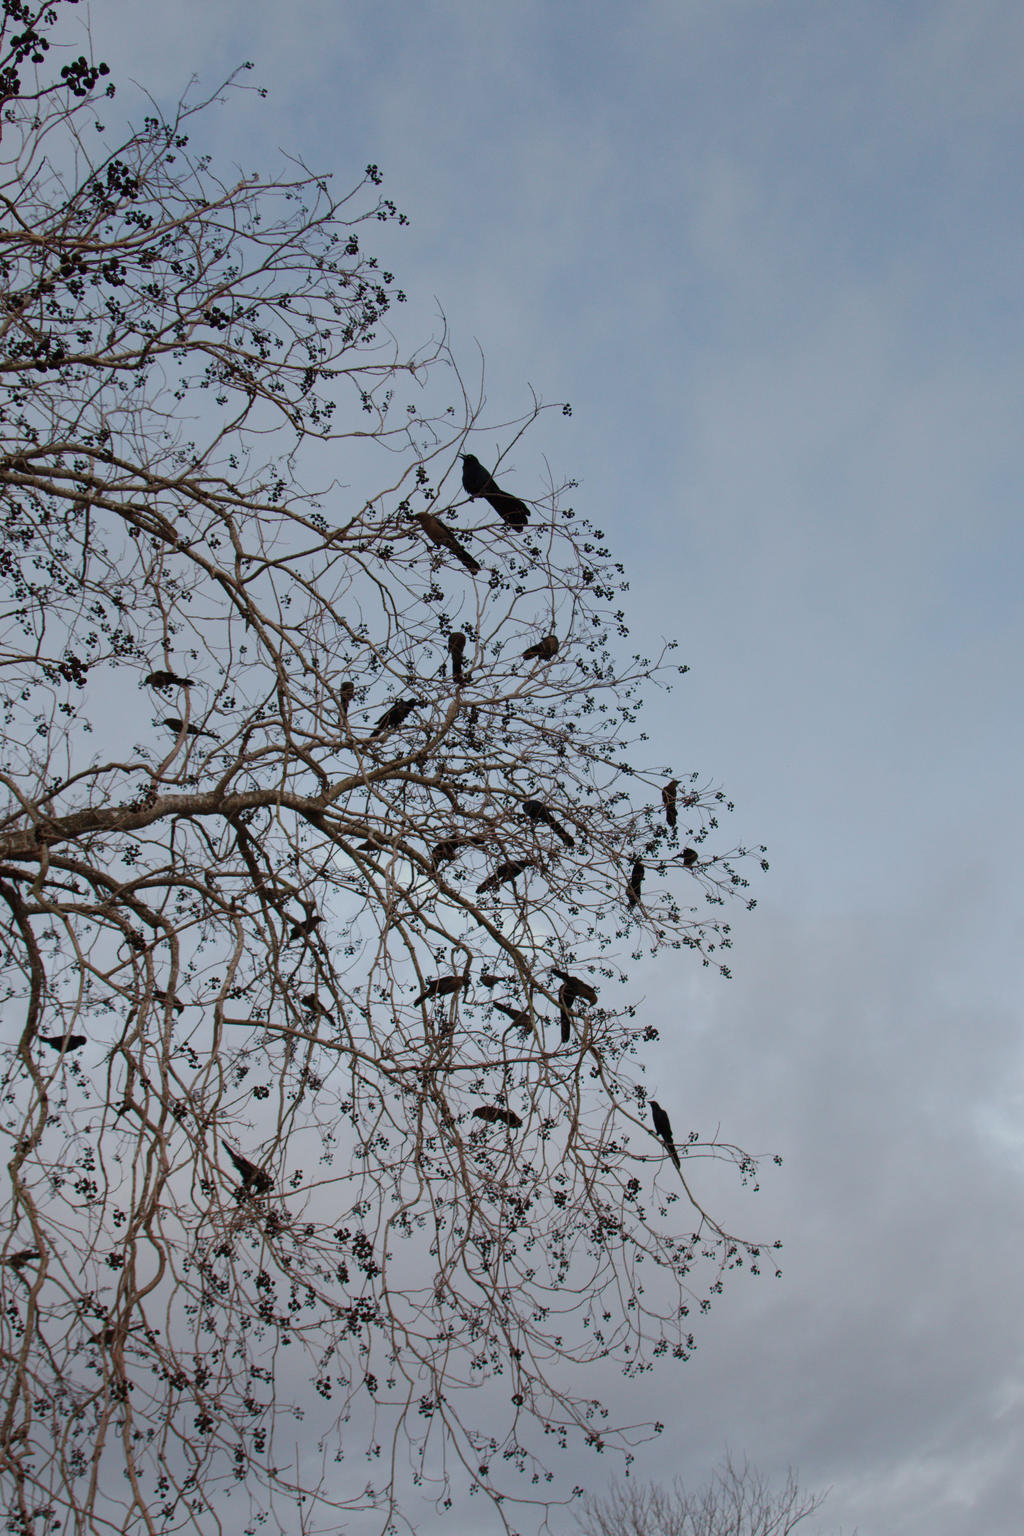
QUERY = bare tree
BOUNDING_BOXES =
[0,5,772,1533]
[578,1458,832,1536]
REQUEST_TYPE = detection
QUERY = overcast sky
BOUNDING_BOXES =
[78,3,1024,1532]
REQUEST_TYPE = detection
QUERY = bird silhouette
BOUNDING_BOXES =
[38,1033,86,1053]
[160,717,218,740]
[682,847,700,868]
[430,833,487,868]
[369,698,422,738]
[414,511,481,574]
[476,859,533,894]
[479,971,511,988]
[460,453,530,529]
[650,1100,681,1170]
[472,1104,523,1128]
[413,974,468,1007]
[447,631,467,682]
[522,799,575,848]
[550,969,598,1005]
[557,986,575,1044]
[626,858,645,909]
[144,670,194,689]
[221,1140,272,1195]
[662,779,678,832]
[492,1001,532,1032]
[153,989,185,1016]
[288,912,321,942]
[339,681,355,718]
[522,633,558,661]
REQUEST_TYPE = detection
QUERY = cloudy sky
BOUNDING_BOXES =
[80,2,1024,1532]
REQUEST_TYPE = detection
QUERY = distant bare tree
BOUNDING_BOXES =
[578,1457,832,1536]
[0,4,771,1533]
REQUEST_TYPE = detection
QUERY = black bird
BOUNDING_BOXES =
[662,779,678,832]
[522,633,558,662]
[413,974,468,1007]
[626,858,645,909]
[550,969,598,1006]
[492,1001,532,1032]
[145,670,194,689]
[479,971,510,988]
[414,511,481,574]
[369,697,422,739]
[38,1033,86,1053]
[430,833,487,868]
[221,1140,273,1195]
[682,847,700,868]
[2,1249,40,1269]
[472,1104,523,1128]
[476,859,533,895]
[154,989,185,1016]
[447,631,467,682]
[461,453,530,530]
[650,1100,681,1170]
[339,681,355,718]
[160,717,218,740]
[522,799,575,848]
[289,912,322,942]
[557,985,575,1044]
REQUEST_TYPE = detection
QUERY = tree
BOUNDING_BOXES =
[0,5,772,1532]
[577,1458,831,1536]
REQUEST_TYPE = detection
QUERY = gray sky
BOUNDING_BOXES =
[78,2,1024,1531]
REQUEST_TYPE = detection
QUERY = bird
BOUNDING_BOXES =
[339,681,355,718]
[221,1140,272,1195]
[160,717,218,740]
[369,697,422,739]
[476,859,533,894]
[472,1104,523,1129]
[144,670,194,689]
[522,633,558,661]
[430,833,487,868]
[460,453,530,529]
[682,847,700,868]
[478,971,510,988]
[662,779,678,832]
[550,969,598,1006]
[492,1001,532,1032]
[413,974,468,1007]
[649,1100,681,1170]
[557,986,575,1044]
[288,912,321,942]
[625,858,645,909]
[153,989,185,1016]
[447,631,467,682]
[2,1249,40,1270]
[522,799,575,848]
[38,1033,86,1053]
[414,511,481,574]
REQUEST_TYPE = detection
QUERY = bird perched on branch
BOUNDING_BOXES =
[144,670,194,689]
[460,453,530,529]
[2,1249,40,1270]
[650,1100,681,1170]
[369,697,422,738]
[522,633,558,661]
[662,779,678,832]
[430,833,487,868]
[682,847,700,868]
[288,912,321,942]
[476,859,533,894]
[339,680,355,719]
[492,1001,532,1032]
[522,799,575,848]
[413,974,469,1007]
[550,969,598,1006]
[478,971,510,988]
[153,989,185,1016]
[38,1033,86,1053]
[221,1141,273,1195]
[414,511,481,574]
[160,717,218,739]
[557,986,575,1044]
[625,858,645,909]
[447,631,466,682]
[472,1104,523,1128]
